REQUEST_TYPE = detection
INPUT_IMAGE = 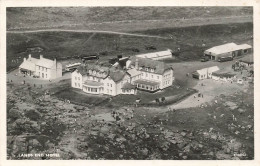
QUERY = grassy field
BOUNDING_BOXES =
[7,7,252,31]
[6,22,253,72]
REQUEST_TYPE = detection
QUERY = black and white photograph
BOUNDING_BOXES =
[0,0,259,165]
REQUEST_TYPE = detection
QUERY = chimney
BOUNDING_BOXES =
[23,57,26,62]
[53,58,57,64]
[40,55,43,59]
[135,58,139,69]
[28,54,31,60]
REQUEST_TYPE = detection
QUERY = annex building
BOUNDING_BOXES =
[71,55,174,96]
[192,66,220,80]
[135,49,173,60]
[19,54,62,79]
[204,43,252,60]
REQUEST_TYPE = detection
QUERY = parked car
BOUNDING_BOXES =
[201,56,209,62]
[218,56,233,62]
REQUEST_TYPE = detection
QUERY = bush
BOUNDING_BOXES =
[8,108,21,121]
[25,109,41,121]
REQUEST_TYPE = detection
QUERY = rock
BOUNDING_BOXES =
[169,139,177,144]
[198,144,203,148]
[235,131,240,135]
[141,148,149,156]
[238,108,245,113]
[181,132,186,137]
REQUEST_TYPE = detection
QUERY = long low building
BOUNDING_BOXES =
[135,49,173,60]
[192,66,220,80]
[204,43,252,61]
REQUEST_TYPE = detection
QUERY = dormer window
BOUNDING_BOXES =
[151,68,154,72]
[145,68,149,71]
[93,70,96,74]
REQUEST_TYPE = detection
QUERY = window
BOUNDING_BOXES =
[75,77,77,80]
[78,77,80,80]
[46,68,47,72]
[111,84,112,87]
[46,74,47,78]
[107,89,109,93]
[39,66,40,70]
[75,83,77,87]
[42,73,44,78]
[78,83,80,87]
[146,73,148,77]
[151,75,153,78]
[107,83,109,86]
[151,68,154,72]
[244,49,248,53]
[110,90,112,94]
[157,76,159,79]
[42,67,44,71]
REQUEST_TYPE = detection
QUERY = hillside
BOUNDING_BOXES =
[7,7,253,31]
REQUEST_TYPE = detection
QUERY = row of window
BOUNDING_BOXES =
[163,80,171,86]
[75,83,81,87]
[141,72,160,79]
[86,87,98,92]
[87,76,101,82]
[75,76,80,81]
[137,84,159,91]
[107,83,113,87]
[38,66,47,72]
[39,72,47,78]
[163,74,171,79]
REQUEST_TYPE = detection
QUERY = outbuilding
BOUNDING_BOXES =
[192,66,220,80]
[135,49,173,60]
[204,43,252,61]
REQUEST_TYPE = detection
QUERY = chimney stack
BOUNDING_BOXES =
[40,55,43,59]
[28,54,31,60]
[23,57,26,62]
[135,57,139,69]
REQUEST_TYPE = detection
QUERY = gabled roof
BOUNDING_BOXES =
[205,43,238,55]
[129,56,173,75]
[204,43,252,55]
[195,66,220,75]
[109,70,127,82]
[77,64,110,78]
[127,68,142,77]
[135,50,172,59]
[122,82,136,89]
[36,57,56,68]
[76,64,127,82]
[19,60,36,71]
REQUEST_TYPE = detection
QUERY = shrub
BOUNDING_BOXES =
[25,109,41,121]
[8,108,21,121]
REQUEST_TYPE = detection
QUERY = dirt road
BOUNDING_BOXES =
[7,29,169,39]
